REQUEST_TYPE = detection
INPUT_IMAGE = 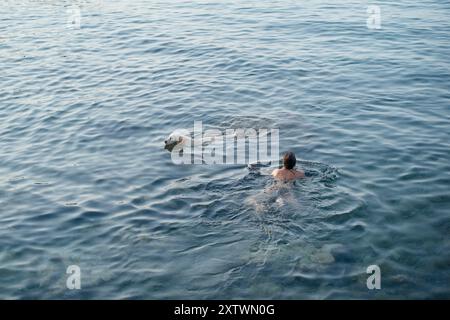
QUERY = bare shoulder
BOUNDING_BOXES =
[271,168,280,176]
[295,170,305,178]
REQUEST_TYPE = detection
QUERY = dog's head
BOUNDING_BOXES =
[164,130,189,152]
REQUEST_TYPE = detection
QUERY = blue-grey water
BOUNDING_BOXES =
[1,0,449,299]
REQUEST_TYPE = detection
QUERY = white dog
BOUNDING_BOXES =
[164,129,192,152]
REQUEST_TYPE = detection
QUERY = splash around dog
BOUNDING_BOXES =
[165,121,280,165]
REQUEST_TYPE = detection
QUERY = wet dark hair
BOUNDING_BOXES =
[283,151,296,170]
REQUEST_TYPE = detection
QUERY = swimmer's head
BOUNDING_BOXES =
[283,151,296,169]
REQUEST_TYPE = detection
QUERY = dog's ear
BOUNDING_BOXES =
[178,136,183,142]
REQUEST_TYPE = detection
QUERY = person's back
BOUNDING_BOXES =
[272,151,305,181]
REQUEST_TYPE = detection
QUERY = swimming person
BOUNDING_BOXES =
[272,151,305,181]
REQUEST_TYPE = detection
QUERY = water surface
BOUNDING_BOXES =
[1,0,449,299]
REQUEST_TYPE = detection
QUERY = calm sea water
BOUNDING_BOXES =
[1,0,449,299]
